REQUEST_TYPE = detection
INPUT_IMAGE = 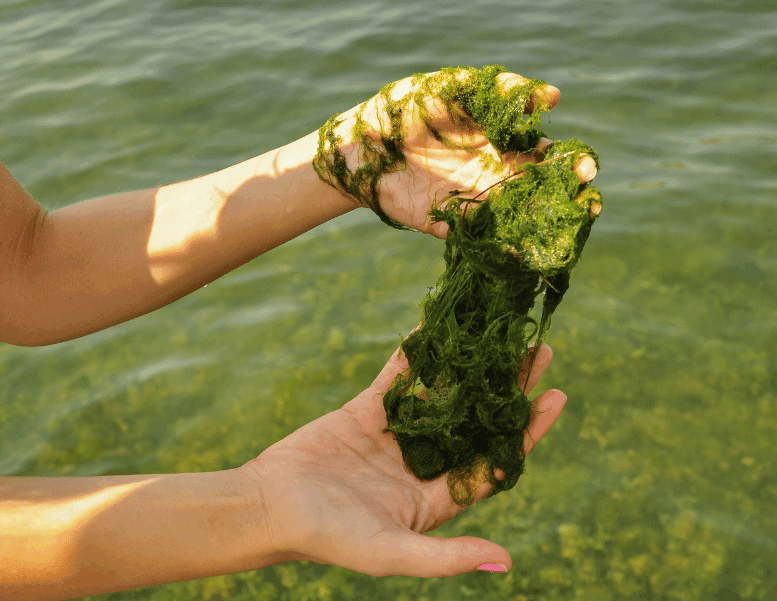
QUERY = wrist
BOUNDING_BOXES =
[229,464,290,568]
[311,99,412,231]
[235,458,310,567]
[275,129,359,219]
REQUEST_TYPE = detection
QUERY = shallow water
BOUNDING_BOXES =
[2,0,776,599]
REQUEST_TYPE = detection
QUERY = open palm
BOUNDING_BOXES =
[241,342,565,578]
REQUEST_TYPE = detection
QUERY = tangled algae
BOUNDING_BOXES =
[314,66,602,506]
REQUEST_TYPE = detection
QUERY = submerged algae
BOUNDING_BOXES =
[314,66,602,506]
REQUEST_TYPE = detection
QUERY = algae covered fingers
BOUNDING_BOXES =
[312,65,563,236]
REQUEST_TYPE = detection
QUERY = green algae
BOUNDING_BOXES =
[312,65,548,230]
[313,66,602,506]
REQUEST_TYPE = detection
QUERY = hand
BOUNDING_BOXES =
[239,342,566,577]
[312,67,597,238]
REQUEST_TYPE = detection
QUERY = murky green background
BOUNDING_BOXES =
[2,0,775,599]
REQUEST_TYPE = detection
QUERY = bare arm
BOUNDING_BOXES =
[0,469,274,601]
[0,343,565,600]
[0,132,353,346]
[1,69,593,347]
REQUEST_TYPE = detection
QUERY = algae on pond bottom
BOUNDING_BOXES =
[313,66,602,506]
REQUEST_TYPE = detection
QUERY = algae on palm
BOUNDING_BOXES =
[314,66,602,506]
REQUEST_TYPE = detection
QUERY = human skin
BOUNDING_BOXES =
[0,69,593,598]
[0,342,564,600]
[0,71,594,346]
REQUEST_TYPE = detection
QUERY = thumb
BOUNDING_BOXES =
[369,531,511,578]
[369,345,410,393]
[369,324,423,392]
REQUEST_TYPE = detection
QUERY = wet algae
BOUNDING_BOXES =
[314,66,602,506]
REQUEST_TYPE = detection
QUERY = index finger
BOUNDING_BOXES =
[495,72,561,113]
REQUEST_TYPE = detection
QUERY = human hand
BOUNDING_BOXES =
[312,66,597,238]
[239,342,565,577]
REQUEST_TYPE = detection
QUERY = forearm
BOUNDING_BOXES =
[0,469,274,601]
[1,131,353,346]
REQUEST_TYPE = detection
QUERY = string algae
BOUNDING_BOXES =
[314,65,602,506]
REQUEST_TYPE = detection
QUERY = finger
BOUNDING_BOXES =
[426,218,450,240]
[587,195,603,217]
[369,324,423,392]
[527,83,561,112]
[534,137,555,159]
[495,72,561,113]
[370,344,411,393]
[502,136,554,168]
[507,142,597,182]
[370,531,511,578]
[517,342,554,394]
[522,388,567,457]
[574,154,598,183]
[466,343,554,494]
[573,186,603,218]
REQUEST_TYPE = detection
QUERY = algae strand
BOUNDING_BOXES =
[313,66,602,506]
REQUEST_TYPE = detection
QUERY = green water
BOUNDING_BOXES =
[1,0,775,599]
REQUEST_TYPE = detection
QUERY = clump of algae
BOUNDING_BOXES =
[314,66,602,506]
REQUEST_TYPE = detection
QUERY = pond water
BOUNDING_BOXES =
[1,1,775,599]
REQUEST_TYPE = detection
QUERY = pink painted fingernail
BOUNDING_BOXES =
[477,563,508,572]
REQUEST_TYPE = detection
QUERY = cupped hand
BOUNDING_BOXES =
[240,342,566,578]
[313,68,597,238]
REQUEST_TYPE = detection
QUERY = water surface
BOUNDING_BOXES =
[2,1,775,599]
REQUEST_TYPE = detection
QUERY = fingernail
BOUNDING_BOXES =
[477,563,508,573]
